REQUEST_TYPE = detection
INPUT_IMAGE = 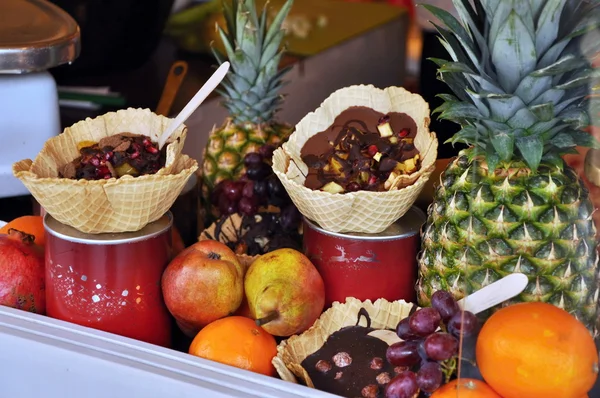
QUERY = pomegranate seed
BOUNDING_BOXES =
[146,145,159,154]
[398,128,409,138]
[378,114,390,124]
[368,175,378,185]
[130,151,140,159]
[367,145,378,157]
[142,138,152,146]
[103,174,112,179]
[90,157,100,167]
[104,151,113,161]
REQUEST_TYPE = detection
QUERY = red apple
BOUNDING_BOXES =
[162,240,244,337]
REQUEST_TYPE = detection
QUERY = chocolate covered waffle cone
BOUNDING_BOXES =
[199,213,257,270]
[272,85,437,233]
[273,297,414,386]
[13,108,198,234]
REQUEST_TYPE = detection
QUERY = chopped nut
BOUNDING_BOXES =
[332,352,352,367]
[361,384,379,398]
[394,366,408,374]
[376,372,391,385]
[334,371,343,380]
[370,357,384,370]
[59,162,77,179]
[315,360,332,373]
[389,136,399,144]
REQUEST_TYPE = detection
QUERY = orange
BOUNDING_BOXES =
[0,216,45,246]
[431,379,501,397]
[188,316,277,376]
[476,302,599,398]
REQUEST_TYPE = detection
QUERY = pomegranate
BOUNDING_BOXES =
[0,229,45,314]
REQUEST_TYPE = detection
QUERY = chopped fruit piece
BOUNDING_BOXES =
[367,145,379,157]
[322,181,345,194]
[77,140,97,151]
[373,152,383,162]
[398,128,409,138]
[377,116,394,137]
[404,158,417,173]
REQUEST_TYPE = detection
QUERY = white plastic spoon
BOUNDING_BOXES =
[458,272,529,315]
[157,61,231,149]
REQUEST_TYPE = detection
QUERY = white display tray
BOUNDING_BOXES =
[0,305,335,398]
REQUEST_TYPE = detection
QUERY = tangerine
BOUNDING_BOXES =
[0,216,45,247]
[189,316,277,376]
[476,302,598,398]
[430,379,501,397]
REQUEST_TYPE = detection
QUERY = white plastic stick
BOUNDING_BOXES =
[458,273,529,315]
[157,61,231,149]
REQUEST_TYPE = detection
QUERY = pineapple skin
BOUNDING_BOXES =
[417,154,599,335]
[201,119,292,200]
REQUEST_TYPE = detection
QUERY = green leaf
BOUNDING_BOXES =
[516,135,544,170]
[434,24,476,68]
[550,132,575,148]
[514,75,553,105]
[535,0,567,55]
[490,132,514,161]
[436,94,459,103]
[538,39,570,69]
[529,102,555,122]
[531,55,586,77]
[422,5,481,69]
[485,144,500,172]
[570,130,600,149]
[484,95,526,122]
[491,10,537,93]
[528,120,558,135]
[427,57,449,67]
[507,108,537,129]
[556,69,600,90]
[264,0,293,47]
[479,0,501,20]
[530,88,565,107]
[446,125,479,145]
[439,102,483,120]
[560,108,591,129]
[541,152,565,169]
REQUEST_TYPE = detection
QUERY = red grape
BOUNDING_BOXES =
[253,180,268,198]
[222,180,242,202]
[408,307,441,336]
[280,204,301,230]
[242,181,255,198]
[211,180,228,205]
[416,362,443,393]
[218,196,238,215]
[396,318,420,341]
[431,290,459,323]
[448,310,479,338]
[244,152,263,166]
[246,162,271,180]
[258,144,275,159]
[267,175,285,197]
[423,333,458,361]
[386,341,420,367]
[385,371,419,398]
[239,197,258,215]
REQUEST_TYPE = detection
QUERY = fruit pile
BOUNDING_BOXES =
[385,291,478,397]
[210,145,295,217]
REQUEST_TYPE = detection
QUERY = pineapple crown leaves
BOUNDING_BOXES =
[425,0,600,172]
[212,0,294,125]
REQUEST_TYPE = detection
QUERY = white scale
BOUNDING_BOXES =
[0,0,80,198]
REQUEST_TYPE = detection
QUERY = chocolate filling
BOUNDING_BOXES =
[301,308,399,398]
[300,106,420,192]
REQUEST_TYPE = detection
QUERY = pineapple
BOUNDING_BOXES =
[201,0,294,212]
[417,0,600,334]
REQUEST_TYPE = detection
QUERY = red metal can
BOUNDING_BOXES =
[44,213,173,347]
[303,206,425,308]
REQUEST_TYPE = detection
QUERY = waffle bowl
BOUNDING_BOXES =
[13,108,198,234]
[273,297,415,387]
[272,85,438,233]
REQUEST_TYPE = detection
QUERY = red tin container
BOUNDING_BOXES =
[303,206,425,307]
[44,213,173,347]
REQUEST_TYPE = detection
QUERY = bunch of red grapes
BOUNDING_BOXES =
[211,145,298,223]
[385,291,479,398]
